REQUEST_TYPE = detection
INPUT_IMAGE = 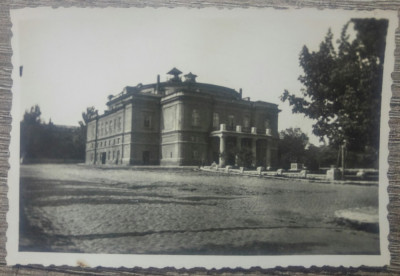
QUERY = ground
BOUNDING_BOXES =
[19,164,380,255]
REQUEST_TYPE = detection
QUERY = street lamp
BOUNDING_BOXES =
[341,139,347,180]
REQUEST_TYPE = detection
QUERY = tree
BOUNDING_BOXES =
[21,105,87,162]
[20,105,44,159]
[278,128,309,169]
[79,106,98,128]
[77,106,98,159]
[22,105,41,125]
[281,19,388,162]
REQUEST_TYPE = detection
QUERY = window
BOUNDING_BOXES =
[228,115,235,129]
[192,109,200,126]
[113,118,116,132]
[109,120,113,134]
[117,138,120,144]
[264,119,270,129]
[192,150,198,159]
[100,122,104,136]
[108,151,110,160]
[143,114,152,128]
[170,152,173,158]
[112,151,115,159]
[118,117,122,131]
[100,141,102,147]
[105,122,108,135]
[243,116,250,128]
[213,113,219,128]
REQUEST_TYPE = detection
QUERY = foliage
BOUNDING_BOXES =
[303,144,320,171]
[236,147,253,168]
[79,106,97,128]
[20,105,85,162]
[281,18,388,159]
[77,106,98,159]
[278,128,309,169]
[20,105,43,159]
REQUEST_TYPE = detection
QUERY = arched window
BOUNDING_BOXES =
[192,109,200,126]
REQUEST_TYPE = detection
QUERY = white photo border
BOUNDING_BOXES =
[6,6,396,269]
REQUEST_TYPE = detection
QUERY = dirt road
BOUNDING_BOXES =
[19,164,380,255]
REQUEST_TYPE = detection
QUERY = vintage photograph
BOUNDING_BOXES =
[7,7,395,268]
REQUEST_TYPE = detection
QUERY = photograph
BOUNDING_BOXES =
[7,7,395,268]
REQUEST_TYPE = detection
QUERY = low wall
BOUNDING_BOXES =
[201,166,378,185]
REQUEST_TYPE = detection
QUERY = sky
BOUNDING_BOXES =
[11,7,392,145]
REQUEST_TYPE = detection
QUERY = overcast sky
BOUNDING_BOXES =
[11,7,392,145]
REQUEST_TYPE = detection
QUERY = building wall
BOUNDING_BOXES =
[86,80,280,167]
[160,100,182,165]
[130,96,160,165]
[160,92,212,165]
[85,106,131,165]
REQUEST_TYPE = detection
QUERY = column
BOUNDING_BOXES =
[235,137,242,166]
[266,140,271,169]
[219,135,226,167]
[251,138,257,167]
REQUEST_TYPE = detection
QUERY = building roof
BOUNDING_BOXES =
[102,70,279,116]
[184,72,197,82]
[167,67,182,76]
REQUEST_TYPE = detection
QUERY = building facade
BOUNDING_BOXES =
[85,68,280,168]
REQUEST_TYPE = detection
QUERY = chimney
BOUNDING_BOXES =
[239,88,242,99]
[156,74,160,94]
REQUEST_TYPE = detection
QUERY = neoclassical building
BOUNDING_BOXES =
[85,68,280,167]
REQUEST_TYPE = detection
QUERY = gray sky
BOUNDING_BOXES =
[12,7,388,145]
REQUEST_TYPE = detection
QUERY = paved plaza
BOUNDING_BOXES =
[19,164,380,255]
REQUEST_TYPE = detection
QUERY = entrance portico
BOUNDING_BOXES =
[210,124,277,168]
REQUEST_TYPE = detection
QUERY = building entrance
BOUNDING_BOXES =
[142,151,150,165]
[225,137,237,166]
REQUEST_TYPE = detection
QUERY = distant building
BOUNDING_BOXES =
[85,68,280,167]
